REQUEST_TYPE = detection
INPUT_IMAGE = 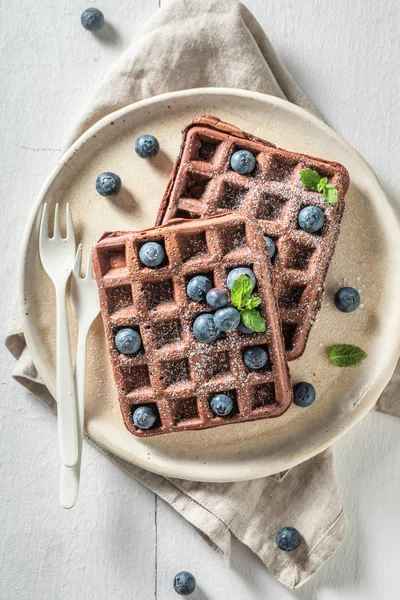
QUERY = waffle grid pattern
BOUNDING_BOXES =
[93,214,292,437]
[156,117,350,360]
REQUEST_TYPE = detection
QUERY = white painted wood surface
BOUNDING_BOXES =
[1,1,399,598]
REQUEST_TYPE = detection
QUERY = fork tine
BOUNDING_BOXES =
[73,244,83,278]
[66,203,76,246]
[86,246,94,280]
[39,203,49,247]
[53,203,61,239]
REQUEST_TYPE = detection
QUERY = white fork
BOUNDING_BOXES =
[39,203,79,468]
[59,245,100,509]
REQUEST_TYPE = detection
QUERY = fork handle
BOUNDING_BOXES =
[59,327,88,508]
[56,285,79,467]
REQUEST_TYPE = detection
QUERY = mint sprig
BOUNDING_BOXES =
[329,344,367,367]
[299,168,339,205]
[230,274,266,333]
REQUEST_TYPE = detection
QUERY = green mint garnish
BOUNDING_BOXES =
[299,168,339,205]
[241,308,266,333]
[230,274,253,308]
[230,274,266,332]
[329,344,367,367]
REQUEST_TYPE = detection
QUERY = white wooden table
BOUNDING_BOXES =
[1,1,400,598]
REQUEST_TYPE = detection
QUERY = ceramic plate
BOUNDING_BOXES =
[20,89,400,482]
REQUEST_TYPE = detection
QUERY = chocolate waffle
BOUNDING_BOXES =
[156,116,350,360]
[93,213,292,437]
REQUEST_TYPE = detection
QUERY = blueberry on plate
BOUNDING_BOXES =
[226,267,256,291]
[243,346,269,370]
[132,406,156,430]
[186,275,212,302]
[293,382,316,407]
[115,328,141,354]
[173,571,196,596]
[334,287,360,313]
[81,7,105,31]
[210,393,233,416]
[193,313,220,343]
[206,288,229,308]
[264,236,276,259]
[275,527,301,551]
[214,307,241,332]
[96,172,121,196]
[139,242,165,268]
[298,206,324,233]
[135,134,160,158]
[230,150,256,174]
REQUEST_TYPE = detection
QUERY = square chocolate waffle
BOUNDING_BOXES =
[93,213,292,437]
[156,116,350,360]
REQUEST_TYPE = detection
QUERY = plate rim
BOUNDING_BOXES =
[19,87,400,481]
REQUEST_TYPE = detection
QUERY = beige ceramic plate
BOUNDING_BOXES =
[20,89,400,482]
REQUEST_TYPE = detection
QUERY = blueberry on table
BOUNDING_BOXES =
[173,571,196,596]
[230,149,256,174]
[238,320,255,335]
[214,307,240,332]
[139,242,165,268]
[298,206,325,233]
[226,267,256,291]
[81,8,105,31]
[135,134,160,158]
[264,236,276,259]
[334,287,360,313]
[275,527,301,551]
[193,313,220,343]
[187,275,212,302]
[132,406,156,430]
[243,346,269,370]
[210,393,233,416]
[96,172,121,196]
[206,288,229,308]
[293,382,316,407]
[115,328,141,354]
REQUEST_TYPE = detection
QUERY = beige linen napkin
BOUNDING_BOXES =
[6,0,399,589]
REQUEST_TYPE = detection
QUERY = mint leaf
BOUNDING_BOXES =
[241,309,266,333]
[317,177,328,193]
[329,344,367,367]
[231,275,253,309]
[299,168,321,191]
[243,296,262,309]
[323,184,339,205]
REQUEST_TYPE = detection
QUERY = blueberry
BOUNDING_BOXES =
[230,150,256,174]
[206,288,229,308]
[243,346,269,370]
[275,527,301,551]
[293,382,316,407]
[187,276,212,302]
[193,313,220,343]
[132,406,156,430]
[139,242,165,268]
[135,134,160,159]
[214,307,240,332]
[238,320,255,335]
[298,206,325,233]
[81,8,105,31]
[210,393,233,416]
[226,267,256,291]
[264,236,276,259]
[115,328,142,354]
[96,172,121,196]
[173,571,196,596]
[334,287,360,313]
